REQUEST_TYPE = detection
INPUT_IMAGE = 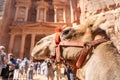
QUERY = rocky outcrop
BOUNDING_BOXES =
[79,0,120,53]
[84,0,120,17]
[0,0,6,16]
[95,8,120,52]
[0,0,15,50]
[0,0,6,30]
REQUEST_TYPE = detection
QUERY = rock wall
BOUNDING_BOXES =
[84,0,120,18]
[0,0,15,51]
[79,0,120,52]
[95,8,120,52]
[0,0,6,30]
[0,0,6,16]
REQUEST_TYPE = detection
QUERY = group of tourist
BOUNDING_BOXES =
[0,45,27,80]
[37,57,75,80]
[0,45,75,80]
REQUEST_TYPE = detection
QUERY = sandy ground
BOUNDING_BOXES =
[0,74,48,80]
[34,75,48,80]
[0,72,67,80]
[0,75,67,80]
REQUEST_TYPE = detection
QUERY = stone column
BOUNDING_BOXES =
[25,7,29,21]
[70,0,74,23]
[14,7,19,21]
[20,34,26,59]
[44,9,47,22]
[63,8,66,23]
[30,34,36,60]
[36,8,39,22]
[54,8,57,23]
[8,34,15,53]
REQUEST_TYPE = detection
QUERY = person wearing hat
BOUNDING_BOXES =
[7,53,16,80]
[0,46,8,79]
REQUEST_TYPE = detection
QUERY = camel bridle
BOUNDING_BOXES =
[55,31,107,69]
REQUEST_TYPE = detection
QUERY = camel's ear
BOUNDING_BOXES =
[90,15,106,32]
[82,15,98,28]
[76,16,97,32]
[78,15,106,32]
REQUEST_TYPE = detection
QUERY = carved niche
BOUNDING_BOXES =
[17,7,26,21]
[53,0,68,23]
[57,8,64,22]
[14,0,31,22]
[36,0,49,22]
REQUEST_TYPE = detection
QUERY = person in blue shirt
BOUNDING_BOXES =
[66,65,75,80]
[7,53,16,79]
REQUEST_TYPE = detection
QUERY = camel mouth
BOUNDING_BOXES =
[31,41,51,59]
[60,46,83,61]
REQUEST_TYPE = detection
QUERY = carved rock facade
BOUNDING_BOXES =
[0,0,78,59]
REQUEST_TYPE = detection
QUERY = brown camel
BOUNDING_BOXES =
[31,16,120,80]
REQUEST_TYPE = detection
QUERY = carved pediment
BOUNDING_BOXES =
[16,0,31,3]
[15,0,31,7]
[53,0,68,6]
[36,0,49,9]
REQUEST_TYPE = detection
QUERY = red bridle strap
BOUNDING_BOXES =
[56,41,84,62]
[59,41,84,47]
[76,38,107,68]
[55,39,107,68]
[76,46,88,68]
[56,45,61,62]
[90,38,107,46]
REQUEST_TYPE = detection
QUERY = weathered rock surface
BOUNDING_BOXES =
[84,0,120,16]
[80,0,120,53]
[0,0,6,16]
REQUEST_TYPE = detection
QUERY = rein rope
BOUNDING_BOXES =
[55,28,107,69]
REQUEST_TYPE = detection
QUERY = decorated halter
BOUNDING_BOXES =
[55,27,107,69]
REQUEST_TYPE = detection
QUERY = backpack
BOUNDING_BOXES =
[47,61,51,67]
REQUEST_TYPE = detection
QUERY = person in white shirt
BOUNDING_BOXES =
[0,46,8,79]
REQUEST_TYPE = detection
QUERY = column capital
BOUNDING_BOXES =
[21,29,28,36]
[22,33,27,36]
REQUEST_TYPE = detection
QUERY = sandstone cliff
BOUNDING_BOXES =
[0,0,15,51]
[80,0,120,52]
[0,0,6,31]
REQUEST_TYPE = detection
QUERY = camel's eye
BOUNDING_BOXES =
[90,24,93,27]
[61,28,74,40]
[61,28,73,37]
[62,29,71,35]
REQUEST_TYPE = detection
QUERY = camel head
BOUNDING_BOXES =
[31,15,107,64]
